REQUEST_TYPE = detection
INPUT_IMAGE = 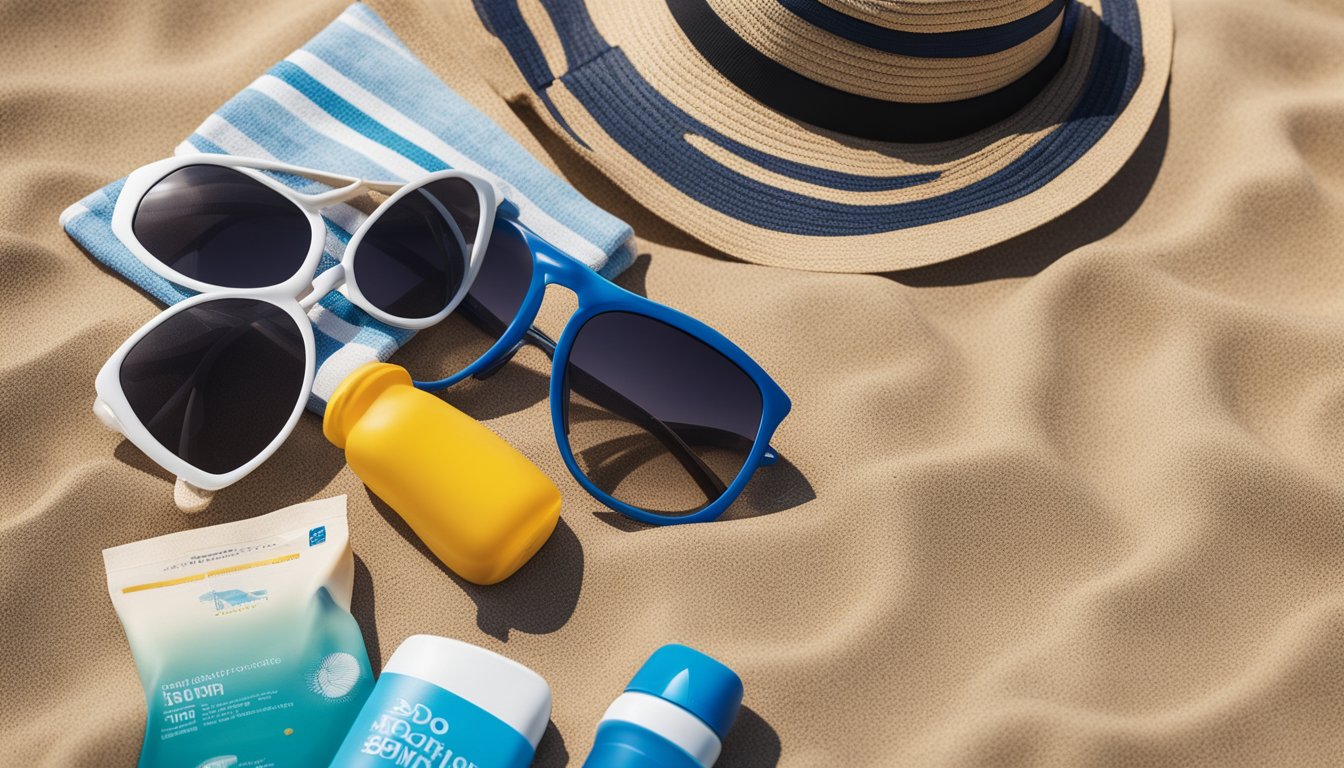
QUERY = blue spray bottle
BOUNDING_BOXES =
[582,644,743,768]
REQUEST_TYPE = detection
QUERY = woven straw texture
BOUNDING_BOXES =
[498,0,1171,271]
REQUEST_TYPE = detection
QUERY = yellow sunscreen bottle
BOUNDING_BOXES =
[323,363,561,585]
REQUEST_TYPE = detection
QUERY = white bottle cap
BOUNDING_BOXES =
[383,634,552,749]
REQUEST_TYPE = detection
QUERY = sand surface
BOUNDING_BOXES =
[2,0,1344,765]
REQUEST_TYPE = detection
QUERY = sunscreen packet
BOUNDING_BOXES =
[103,496,374,767]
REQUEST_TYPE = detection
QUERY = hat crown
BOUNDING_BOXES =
[702,0,1071,105]
[817,0,1056,31]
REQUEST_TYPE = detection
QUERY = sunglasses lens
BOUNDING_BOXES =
[133,165,311,289]
[397,218,534,379]
[564,311,764,517]
[353,177,480,321]
[460,220,534,338]
[118,298,307,475]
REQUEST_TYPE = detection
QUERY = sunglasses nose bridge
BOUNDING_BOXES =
[298,263,348,310]
[529,254,617,327]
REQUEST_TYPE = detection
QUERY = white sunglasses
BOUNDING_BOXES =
[93,155,499,510]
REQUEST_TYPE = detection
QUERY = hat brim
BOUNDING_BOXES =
[479,0,1172,272]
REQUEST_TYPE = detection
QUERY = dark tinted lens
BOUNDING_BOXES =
[394,218,534,378]
[133,165,311,288]
[118,298,307,475]
[353,177,480,320]
[461,220,533,336]
[564,311,764,516]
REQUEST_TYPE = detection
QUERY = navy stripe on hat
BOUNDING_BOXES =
[668,0,1077,142]
[476,0,1145,236]
[776,0,1069,58]
[479,0,592,148]
[479,0,941,192]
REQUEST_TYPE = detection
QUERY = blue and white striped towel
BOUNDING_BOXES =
[60,3,633,411]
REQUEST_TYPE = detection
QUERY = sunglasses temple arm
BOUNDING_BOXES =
[251,157,404,198]
[300,178,405,207]
[361,180,404,195]
[471,325,554,380]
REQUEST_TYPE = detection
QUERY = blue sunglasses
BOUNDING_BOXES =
[413,213,791,525]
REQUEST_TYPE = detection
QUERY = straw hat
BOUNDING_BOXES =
[476,0,1172,272]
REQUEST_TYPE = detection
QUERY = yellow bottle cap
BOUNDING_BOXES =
[322,362,413,448]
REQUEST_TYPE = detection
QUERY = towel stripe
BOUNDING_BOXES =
[284,49,611,266]
[298,20,630,261]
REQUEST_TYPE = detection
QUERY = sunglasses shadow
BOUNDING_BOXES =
[365,490,584,642]
[590,451,816,532]
[436,364,553,423]
[110,417,348,521]
[395,325,553,422]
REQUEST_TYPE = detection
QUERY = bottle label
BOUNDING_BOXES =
[331,673,535,768]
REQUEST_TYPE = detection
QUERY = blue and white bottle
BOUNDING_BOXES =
[583,644,743,768]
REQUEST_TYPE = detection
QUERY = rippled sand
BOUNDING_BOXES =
[1,0,1342,764]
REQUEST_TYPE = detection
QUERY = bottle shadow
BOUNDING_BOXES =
[719,705,783,767]
[534,721,570,767]
[351,553,384,675]
[366,490,585,641]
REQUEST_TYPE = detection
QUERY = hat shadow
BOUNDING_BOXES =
[886,89,1170,286]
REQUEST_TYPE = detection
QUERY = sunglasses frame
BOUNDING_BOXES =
[112,154,498,330]
[97,156,499,499]
[417,218,792,525]
[94,292,317,495]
